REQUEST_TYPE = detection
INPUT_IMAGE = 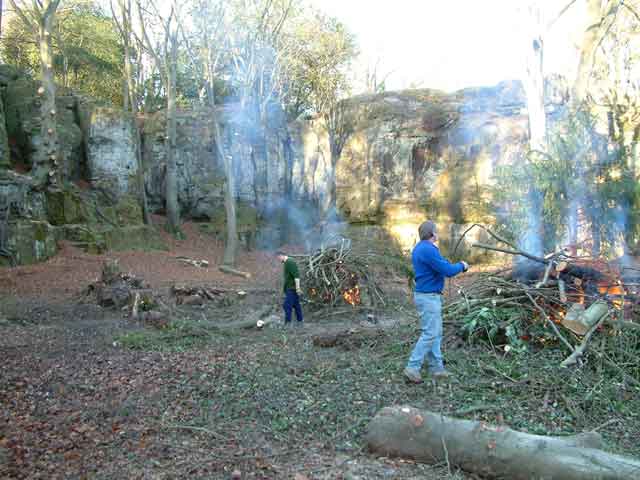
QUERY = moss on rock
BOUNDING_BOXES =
[59,224,107,254]
[46,188,86,225]
[0,220,57,266]
[102,225,167,252]
[114,195,143,226]
[206,201,259,234]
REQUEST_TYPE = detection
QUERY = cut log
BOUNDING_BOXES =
[561,313,609,367]
[131,292,141,320]
[366,406,640,480]
[213,306,276,331]
[219,265,252,279]
[176,256,209,268]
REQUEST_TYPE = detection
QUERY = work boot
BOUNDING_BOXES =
[403,367,423,384]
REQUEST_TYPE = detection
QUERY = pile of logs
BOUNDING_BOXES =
[293,239,386,309]
[448,225,639,368]
[171,284,228,306]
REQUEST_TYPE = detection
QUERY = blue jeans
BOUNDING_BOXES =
[283,289,303,323]
[406,292,444,373]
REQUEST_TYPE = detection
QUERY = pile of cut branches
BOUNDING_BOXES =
[293,239,386,309]
[447,225,640,376]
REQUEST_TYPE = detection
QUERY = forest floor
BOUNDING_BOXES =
[1,222,639,479]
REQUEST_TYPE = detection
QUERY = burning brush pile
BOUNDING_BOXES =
[294,239,386,309]
[448,226,640,371]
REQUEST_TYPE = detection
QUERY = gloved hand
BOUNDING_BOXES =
[461,261,470,272]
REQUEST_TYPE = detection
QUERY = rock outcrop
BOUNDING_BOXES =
[292,82,535,253]
[0,61,557,266]
[81,105,139,196]
[0,68,166,266]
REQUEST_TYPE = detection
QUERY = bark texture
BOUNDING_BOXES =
[366,406,640,480]
[165,7,180,234]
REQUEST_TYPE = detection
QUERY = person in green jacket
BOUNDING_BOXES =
[276,251,303,325]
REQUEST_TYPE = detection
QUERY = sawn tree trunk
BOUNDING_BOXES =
[366,406,640,480]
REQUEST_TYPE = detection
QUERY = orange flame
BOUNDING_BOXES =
[343,285,361,306]
[598,282,625,310]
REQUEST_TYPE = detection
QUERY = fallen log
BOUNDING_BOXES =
[366,406,640,480]
[213,306,277,331]
[219,265,252,279]
[214,316,276,330]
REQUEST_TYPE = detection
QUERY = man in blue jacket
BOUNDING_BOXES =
[404,220,469,383]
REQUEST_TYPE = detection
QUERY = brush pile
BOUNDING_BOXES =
[294,239,386,309]
[447,225,640,373]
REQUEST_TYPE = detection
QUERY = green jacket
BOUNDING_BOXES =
[283,258,300,292]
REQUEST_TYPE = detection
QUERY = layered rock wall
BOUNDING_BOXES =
[0,63,550,265]
[0,67,165,266]
[291,82,533,253]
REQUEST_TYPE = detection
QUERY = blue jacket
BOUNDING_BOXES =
[412,240,464,293]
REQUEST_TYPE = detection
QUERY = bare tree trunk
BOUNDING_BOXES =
[165,19,180,235]
[573,0,606,104]
[328,149,338,215]
[220,123,237,266]
[121,0,137,112]
[521,4,546,257]
[524,5,546,153]
[208,75,237,265]
[367,406,640,480]
[136,126,152,225]
[36,2,61,187]
[198,2,237,265]
[124,0,151,225]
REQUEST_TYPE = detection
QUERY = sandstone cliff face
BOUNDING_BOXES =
[0,63,544,265]
[291,82,531,252]
[129,82,535,253]
[0,68,164,266]
[82,105,138,196]
[142,104,292,218]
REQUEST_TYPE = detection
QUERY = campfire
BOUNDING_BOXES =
[449,225,639,367]
[343,284,361,306]
[295,239,384,309]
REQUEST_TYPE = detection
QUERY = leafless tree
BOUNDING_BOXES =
[135,0,182,235]
[110,0,152,225]
[8,0,62,186]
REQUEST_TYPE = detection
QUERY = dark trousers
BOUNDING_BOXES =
[283,289,303,323]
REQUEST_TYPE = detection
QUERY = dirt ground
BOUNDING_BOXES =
[1,223,639,479]
[0,219,284,302]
